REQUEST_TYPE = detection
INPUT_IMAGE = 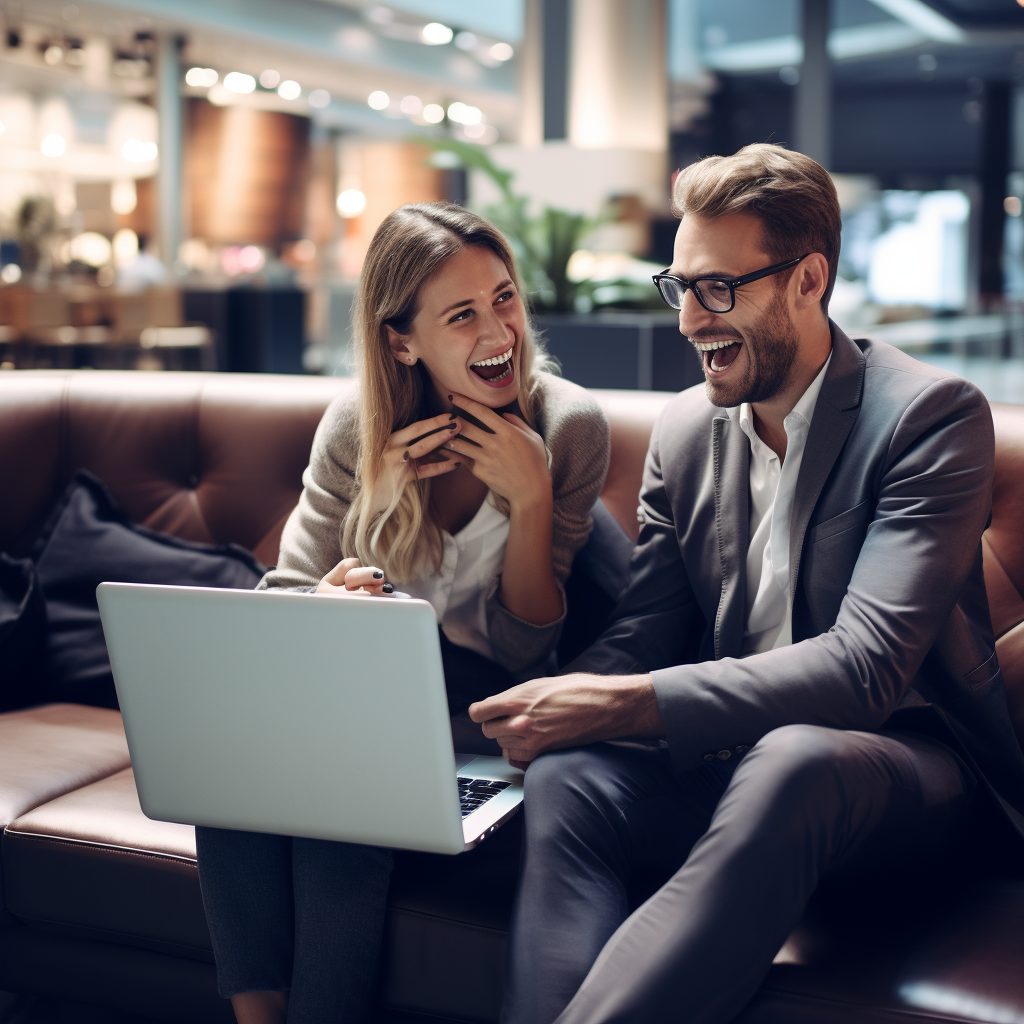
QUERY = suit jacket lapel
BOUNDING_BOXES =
[712,412,750,659]
[789,323,866,597]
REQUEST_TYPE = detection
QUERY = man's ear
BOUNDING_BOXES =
[386,325,416,365]
[794,253,829,310]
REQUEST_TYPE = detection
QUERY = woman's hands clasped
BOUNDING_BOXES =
[366,410,464,515]
[440,394,551,511]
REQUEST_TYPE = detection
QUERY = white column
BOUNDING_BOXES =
[567,0,667,152]
[156,34,184,267]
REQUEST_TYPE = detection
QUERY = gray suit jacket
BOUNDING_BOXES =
[571,323,1024,829]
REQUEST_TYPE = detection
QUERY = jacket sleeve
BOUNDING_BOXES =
[565,406,704,677]
[256,394,359,592]
[486,398,611,675]
[651,377,995,773]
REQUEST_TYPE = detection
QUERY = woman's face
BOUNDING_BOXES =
[388,245,527,409]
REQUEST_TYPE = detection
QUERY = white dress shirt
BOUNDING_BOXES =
[730,354,832,656]
[402,492,510,660]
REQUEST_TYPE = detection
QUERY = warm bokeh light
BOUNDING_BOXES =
[422,103,444,124]
[70,232,113,268]
[400,95,422,116]
[185,67,218,87]
[308,89,330,108]
[421,22,453,45]
[43,45,64,65]
[490,42,514,61]
[122,139,158,162]
[367,90,390,110]
[223,72,256,94]
[336,189,367,218]
[278,80,301,100]
[40,134,65,157]
[1006,196,1023,217]
[259,69,280,88]
[112,228,139,266]
[454,32,477,51]
[1,264,22,284]
[448,102,482,125]
[111,178,137,215]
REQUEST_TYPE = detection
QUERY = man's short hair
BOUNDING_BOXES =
[671,144,841,313]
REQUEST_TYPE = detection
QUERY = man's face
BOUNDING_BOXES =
[670,212,798,408]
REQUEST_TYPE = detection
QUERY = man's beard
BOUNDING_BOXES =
[702,289,798,408]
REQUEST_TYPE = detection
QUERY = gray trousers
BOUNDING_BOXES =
[502,724,973,1024]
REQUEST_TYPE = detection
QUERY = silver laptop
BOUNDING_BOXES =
[96,583,524,855]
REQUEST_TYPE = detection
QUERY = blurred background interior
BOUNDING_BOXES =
[1,0,1023,402]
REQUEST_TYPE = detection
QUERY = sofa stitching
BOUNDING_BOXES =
[2,829,197,865]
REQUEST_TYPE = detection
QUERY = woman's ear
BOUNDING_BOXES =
[386,325,417,366]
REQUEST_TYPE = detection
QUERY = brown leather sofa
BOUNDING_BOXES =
[1,369,1023,1024]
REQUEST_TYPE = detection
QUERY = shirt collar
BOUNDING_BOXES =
[727,350,833,440]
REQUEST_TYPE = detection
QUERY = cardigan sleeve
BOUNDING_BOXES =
[256,391,361,592]
[484,378,611,675]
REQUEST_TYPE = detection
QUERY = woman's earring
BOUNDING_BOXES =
[406,356,415,364]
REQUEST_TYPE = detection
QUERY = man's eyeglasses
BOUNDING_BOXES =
[652,254,809,314]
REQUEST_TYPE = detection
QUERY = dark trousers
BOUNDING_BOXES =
[502,724,973,1024]
[194,631,513,1022]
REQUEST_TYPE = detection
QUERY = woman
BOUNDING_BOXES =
[195,202,610,1024]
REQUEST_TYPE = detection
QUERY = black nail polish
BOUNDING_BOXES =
[447,394,453,401]
[402,451,409,461]
[372,570,383,579]
[382,583,394,594]
[447,422,458,429]
[449,412,458,420]
[455,462,461,468]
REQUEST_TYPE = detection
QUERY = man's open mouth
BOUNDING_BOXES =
[470,345,514,383]
[693,338,742,374]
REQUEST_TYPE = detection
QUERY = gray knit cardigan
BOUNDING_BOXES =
[258,372,611,675]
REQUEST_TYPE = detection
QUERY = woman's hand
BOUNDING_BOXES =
[367,412,464,515]
[439,394,551,512]
[316,557,393,597]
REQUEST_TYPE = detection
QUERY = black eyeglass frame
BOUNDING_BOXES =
[652,253,810,314]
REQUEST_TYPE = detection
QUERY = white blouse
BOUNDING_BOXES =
[401,492,510,660]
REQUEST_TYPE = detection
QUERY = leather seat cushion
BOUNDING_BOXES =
[0,704,130,830]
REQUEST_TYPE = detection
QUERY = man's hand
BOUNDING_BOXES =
[468,673,663,768]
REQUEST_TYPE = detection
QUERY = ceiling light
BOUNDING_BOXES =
[70,232,112,268]
[454,31,477,51]
[336,189,367,218]
[400,95,422,115]
[422,22,453,45]
[41,134,66,157]
[1,264,21,283]
[185,67,218,87]
[308,89,330,108]
[1006,197,1023,217]
[259,69,280,88]
[865,0,965,43]
[367,90,390,110]
[278,80,301,100]
[43,45,64,65]
[422,103,444,124]
[447,102,481,125]
[122,139,157,162]
[223,72,256,94]
[490,42,514,61]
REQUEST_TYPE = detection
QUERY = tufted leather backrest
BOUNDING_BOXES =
[2,371,1022,747]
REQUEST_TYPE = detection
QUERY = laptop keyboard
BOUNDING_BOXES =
[458,776,511,818]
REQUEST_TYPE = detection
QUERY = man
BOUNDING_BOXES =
[469,144,1024,1024]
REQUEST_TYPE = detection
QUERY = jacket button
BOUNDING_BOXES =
[703,753,715,761]
[735,745,749,755]
[717,750,731,760]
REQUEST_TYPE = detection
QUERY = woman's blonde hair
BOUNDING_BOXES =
[342,202,554,583]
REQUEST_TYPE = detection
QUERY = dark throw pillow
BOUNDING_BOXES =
[31,470,267,708]
[0,552,48,712]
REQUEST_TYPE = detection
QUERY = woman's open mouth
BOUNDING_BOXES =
[693,337,742,375]
[469,345,515,388]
